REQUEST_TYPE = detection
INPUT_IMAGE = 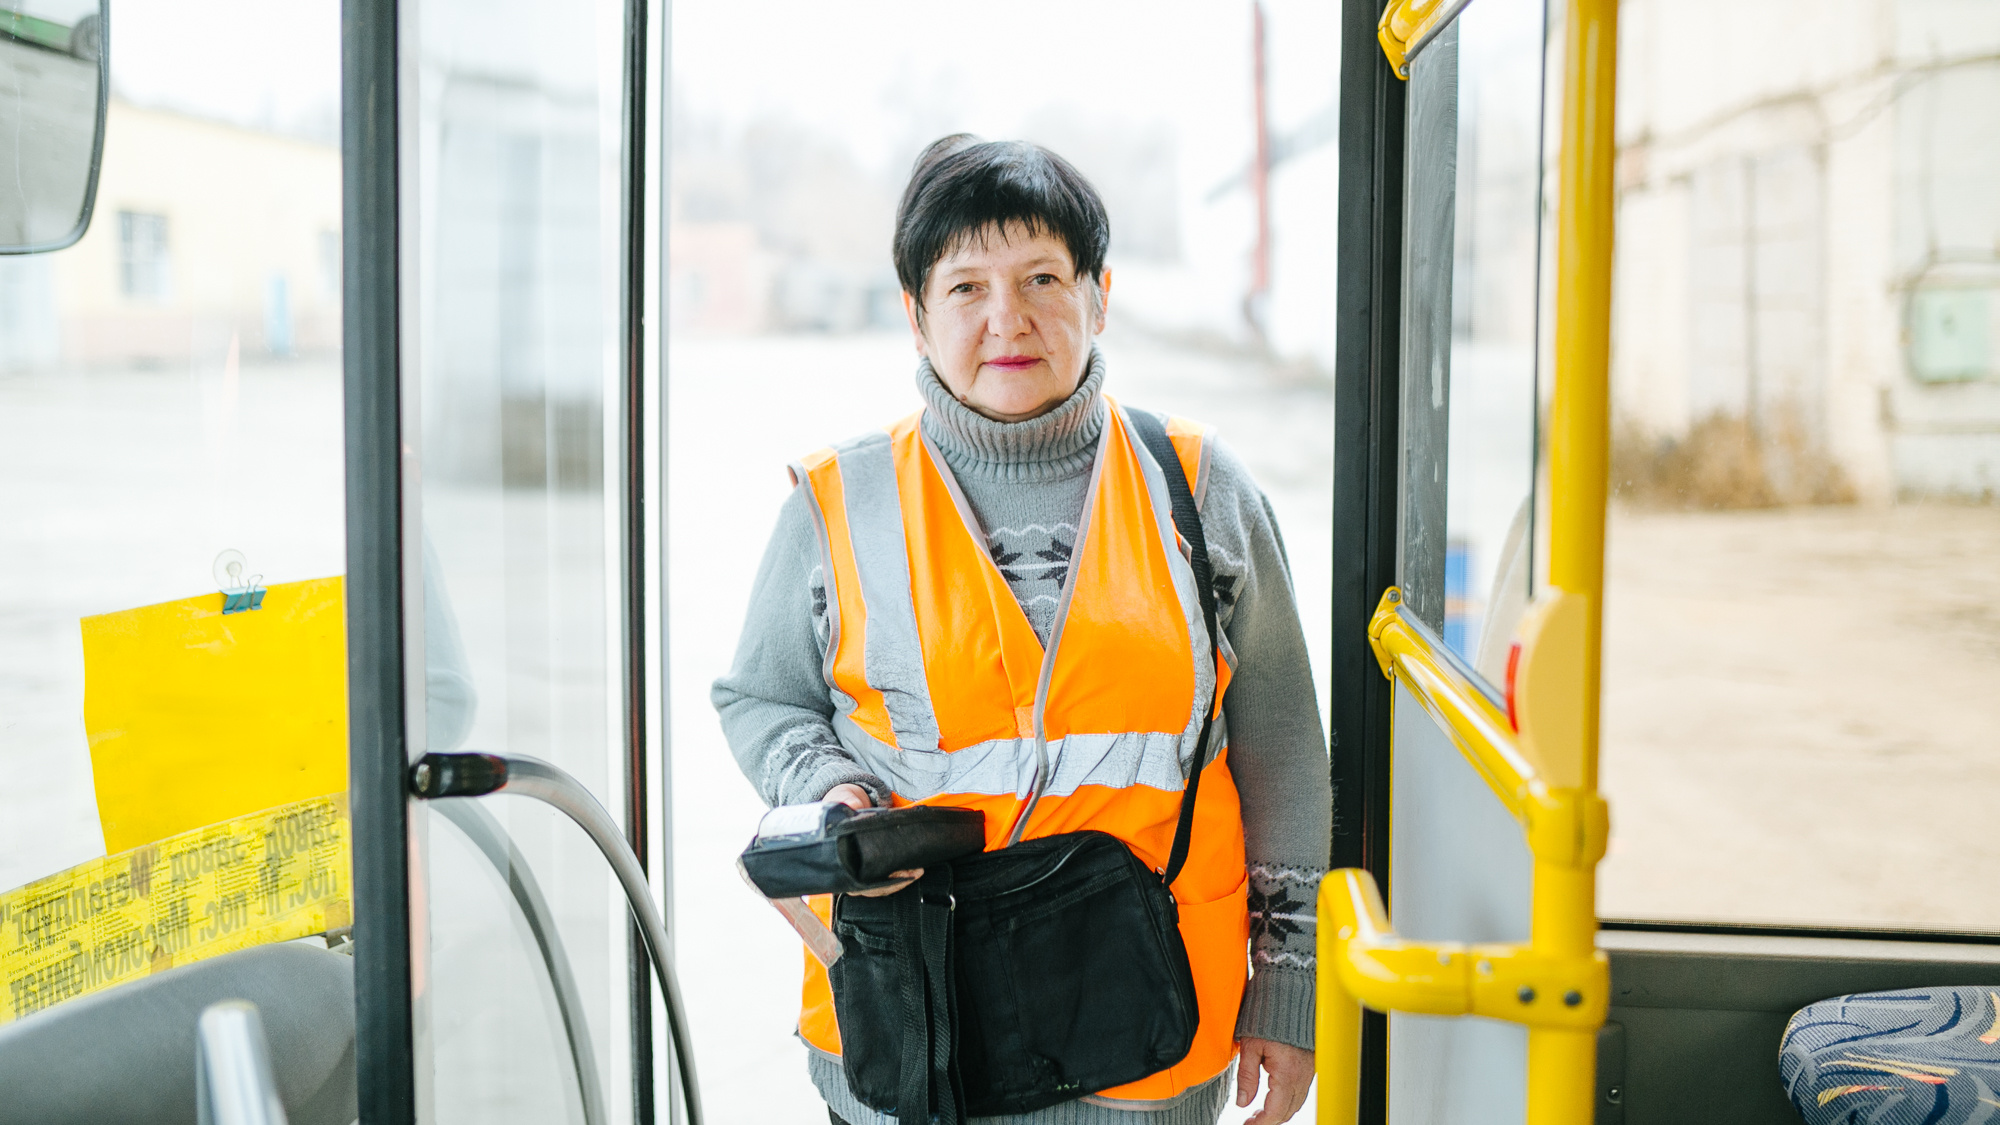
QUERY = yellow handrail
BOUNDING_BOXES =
[1376,0,1476,78]
[1548,0,1620,800]
[1319,593,1610,1124]
[1323,0,1622,1118]
[1368,592,1534,819]
[1316,869,1609,1121]
[1368,592,1608,871]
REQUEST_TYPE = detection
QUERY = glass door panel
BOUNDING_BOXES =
[406,0,641,1119]
[1398,0,1548,682]
[0,1,353,1116]
[1386,1,1552,1120]
[1440,0,1546,678]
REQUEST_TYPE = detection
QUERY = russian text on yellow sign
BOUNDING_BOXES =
[82,576,348,854]
[0,792,350,1026]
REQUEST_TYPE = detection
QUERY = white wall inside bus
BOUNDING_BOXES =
[1387,684,1531,1124]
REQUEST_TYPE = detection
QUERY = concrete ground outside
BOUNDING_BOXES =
[1599,502,2000,930]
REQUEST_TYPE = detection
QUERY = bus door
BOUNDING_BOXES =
[1319,0,1615,1121]
[341,0,685,1122]
[2,0,687,1121]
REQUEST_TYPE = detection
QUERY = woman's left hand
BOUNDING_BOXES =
[1235,1037,1314,1125]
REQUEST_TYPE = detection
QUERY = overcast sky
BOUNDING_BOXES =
[95,0,1342,204]
[94,0,1346,359]
[670,0,1343,359]
[674,0,1341,181]
[106,0,340,137]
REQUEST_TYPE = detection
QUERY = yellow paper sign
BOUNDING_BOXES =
[81,577,348,854]
[0,792,351,1026]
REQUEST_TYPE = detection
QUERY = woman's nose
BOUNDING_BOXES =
[987,290,1032,337]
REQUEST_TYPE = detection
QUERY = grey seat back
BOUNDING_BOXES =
[0,942,355,1125]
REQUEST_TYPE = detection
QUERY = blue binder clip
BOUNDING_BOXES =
[213,549,267,615]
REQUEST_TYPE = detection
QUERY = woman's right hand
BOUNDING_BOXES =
[824,783,873,811]
[825,784,923,897]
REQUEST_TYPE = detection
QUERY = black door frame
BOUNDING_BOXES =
[341,0,413,1118]
[1328,0,1407,1119]
[341,0,662,1120]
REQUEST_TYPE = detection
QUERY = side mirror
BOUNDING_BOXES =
[1,0,108,254]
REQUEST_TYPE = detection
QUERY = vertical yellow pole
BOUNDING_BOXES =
[1531,0,1618,1121]
[1526,862,1602,1123]
[1317,877,1361,1124]
[1547,0,1618,792]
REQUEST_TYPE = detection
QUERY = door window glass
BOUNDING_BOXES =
[1397,0,1548,684]
[407,0,641,1120]
[1600,1,2000,930]
[0,0,350,1094]
[1385,7,1549,1119]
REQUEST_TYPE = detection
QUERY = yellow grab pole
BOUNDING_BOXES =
[1547,0,1618,795]
[1316,876,1362,1124]
[1528,1026,1601,1124]
[1526,860,1602,1123]
[1530,0,1619,1120]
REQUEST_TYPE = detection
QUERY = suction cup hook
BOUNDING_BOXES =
[212,549,266,614]
[213,549,249,590]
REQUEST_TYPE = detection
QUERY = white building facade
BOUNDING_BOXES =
[1612,0,2000,501]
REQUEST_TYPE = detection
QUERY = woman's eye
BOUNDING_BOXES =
[951,282,977,295]
[1029,274,1057,286]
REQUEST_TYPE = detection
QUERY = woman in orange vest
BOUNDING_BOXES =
[714,135,1329,1125]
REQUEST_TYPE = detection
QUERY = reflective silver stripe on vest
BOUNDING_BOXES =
[821,406,1224,800]
[829,715,1229,802]
[831,430,944,752]
[788,458,861,724]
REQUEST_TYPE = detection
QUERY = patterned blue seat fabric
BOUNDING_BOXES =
[1784,987,2000,1124]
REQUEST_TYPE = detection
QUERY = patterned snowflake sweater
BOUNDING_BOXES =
[712,351,1331,1125]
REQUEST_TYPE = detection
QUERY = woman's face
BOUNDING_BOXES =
[905,222,1109,423]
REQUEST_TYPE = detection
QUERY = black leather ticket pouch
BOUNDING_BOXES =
[830,831,1198,1120]
[740,803,985,898]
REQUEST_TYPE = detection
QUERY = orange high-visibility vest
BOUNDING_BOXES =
[787,396,1250,1108]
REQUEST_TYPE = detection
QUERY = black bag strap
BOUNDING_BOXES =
[1124,408,1220,888]
[895,867,964,1124]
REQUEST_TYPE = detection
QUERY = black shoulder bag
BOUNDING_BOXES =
[827,408,1224,1122]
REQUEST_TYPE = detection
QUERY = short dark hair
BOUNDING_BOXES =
[892,135,1110,313]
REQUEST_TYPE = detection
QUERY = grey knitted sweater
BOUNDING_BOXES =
[711,352,1330,1125]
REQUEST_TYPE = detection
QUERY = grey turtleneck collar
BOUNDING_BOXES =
[916,349,1107,484]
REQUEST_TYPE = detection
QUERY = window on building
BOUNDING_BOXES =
[117,211,171,300]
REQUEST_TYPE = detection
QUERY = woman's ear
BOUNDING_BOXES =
[1093,268,1112,334]
[901,290,928,357]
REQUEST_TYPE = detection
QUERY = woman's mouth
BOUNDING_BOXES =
[985,355,1041,372]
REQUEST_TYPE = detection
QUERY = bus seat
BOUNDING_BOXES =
[1781,986,2000,1124]
[0,941,355,1125]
